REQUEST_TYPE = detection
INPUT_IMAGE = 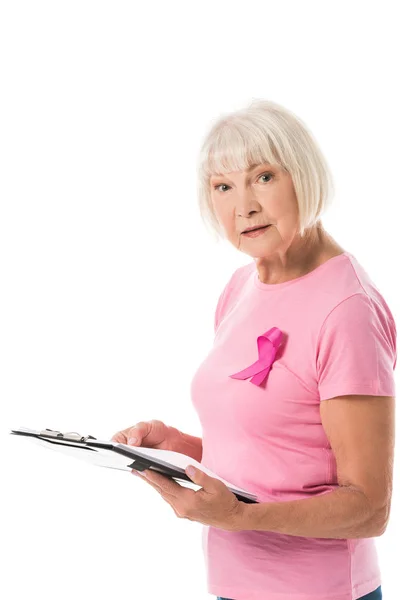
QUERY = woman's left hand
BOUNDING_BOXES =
[132,465,246,532]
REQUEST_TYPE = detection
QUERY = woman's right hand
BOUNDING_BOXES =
[111,419,180,452]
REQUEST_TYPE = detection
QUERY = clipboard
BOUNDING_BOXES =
[10,427,259,504]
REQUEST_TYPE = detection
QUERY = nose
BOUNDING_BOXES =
[236,189,260,217]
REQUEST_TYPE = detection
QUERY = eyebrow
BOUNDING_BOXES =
[247,162,269,171]
[210,162,272,180]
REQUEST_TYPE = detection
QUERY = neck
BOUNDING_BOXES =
[255,223,344,285]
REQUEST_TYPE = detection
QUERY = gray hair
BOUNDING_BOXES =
[197,99,334,240]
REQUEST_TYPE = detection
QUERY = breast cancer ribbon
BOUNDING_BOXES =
[229,327,283,386]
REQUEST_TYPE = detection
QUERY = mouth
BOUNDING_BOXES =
[242,225,271,235]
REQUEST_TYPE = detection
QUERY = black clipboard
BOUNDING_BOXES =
[10,427,259,504]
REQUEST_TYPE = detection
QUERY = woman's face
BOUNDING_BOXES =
[209,162,300,258]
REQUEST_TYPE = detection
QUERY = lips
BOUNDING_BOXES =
[243,225,270,233]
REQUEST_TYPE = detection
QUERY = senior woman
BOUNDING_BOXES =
[112,100,396,600]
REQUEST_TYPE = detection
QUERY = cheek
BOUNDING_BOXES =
[262,192,287,214]
[267,194,299,227]
[215,205,237,233]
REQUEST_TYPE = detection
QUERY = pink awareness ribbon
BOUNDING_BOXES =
[229,327,283,386]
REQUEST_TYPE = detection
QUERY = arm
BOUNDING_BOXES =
[170,427,203,462]
[242,483,383,539]
[239,394,394,539]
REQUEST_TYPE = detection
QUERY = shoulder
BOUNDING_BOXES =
[313,252,396,332]
[316,292,397,375]
[218,261,254,299]
[319,292,396,345]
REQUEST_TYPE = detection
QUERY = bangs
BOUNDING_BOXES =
[202,119,283,179]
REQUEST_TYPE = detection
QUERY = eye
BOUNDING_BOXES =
[258,171,273,183]
[213,183,230,192]
[212,171,273,192]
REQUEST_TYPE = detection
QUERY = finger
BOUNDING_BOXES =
[133,471,169,496]
[134,470,164,488]
[133,470,173,493]
[112,422,148,445]
[111,433,126,443]
[141,470,188,499]
[132,472,187,517]
[125,422,150,445]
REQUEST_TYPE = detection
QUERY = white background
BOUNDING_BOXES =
[1,1,399,599]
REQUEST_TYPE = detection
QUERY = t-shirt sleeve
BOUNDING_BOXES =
[316,293,397,401]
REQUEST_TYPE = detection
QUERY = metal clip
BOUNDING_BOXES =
[39,429,96,442]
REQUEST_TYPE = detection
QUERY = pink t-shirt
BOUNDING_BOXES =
[190,251,396,600]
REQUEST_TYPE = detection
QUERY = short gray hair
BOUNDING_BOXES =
[197,99,334,240]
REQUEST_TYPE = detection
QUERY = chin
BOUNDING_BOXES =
[238,247,273,259]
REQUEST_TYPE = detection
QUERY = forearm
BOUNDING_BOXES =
[170,427,203,462]
[241,485,385,539]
